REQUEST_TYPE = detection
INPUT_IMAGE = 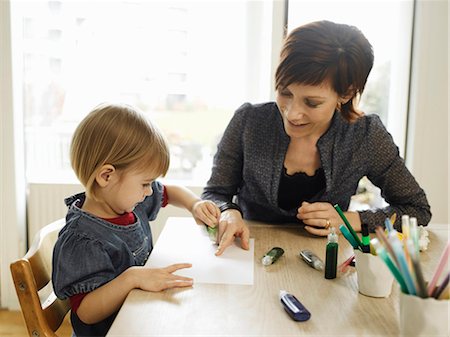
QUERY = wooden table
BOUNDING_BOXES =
[106,220,448,336]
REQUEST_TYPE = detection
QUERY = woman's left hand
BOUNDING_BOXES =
[297,201,342,236]
[297,201,362,236]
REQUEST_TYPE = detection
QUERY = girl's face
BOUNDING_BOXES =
[276,82,342,140]
[104,168,157,216]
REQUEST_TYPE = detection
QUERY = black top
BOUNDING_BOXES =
[278,167,326,211]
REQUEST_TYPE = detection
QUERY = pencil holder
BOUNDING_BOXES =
[354,249,394,297]
[399,292,449,337]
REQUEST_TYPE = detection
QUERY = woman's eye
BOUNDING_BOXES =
[305,99,320,108]
[279,90,293,97]
[142,183,151,188]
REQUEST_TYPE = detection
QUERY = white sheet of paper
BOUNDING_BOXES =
[146,217,254,285]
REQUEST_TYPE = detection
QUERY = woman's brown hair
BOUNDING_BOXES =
[275,20,374,121]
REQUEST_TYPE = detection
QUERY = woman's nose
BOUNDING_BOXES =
[286,101,305,120]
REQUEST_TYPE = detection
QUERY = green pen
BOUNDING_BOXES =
[371,238,408,293]
[339,224,359,250]
[334,204,363,249]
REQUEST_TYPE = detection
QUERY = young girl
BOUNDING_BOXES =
[52,103,220,337]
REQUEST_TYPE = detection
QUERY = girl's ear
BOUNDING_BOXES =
[96,164,116,188]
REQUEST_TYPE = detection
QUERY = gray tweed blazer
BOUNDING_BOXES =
[202,102,431,232]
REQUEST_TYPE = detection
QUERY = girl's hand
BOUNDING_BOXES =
[132,263,193,292]
[297,201,362,236]
[192,200,221,228]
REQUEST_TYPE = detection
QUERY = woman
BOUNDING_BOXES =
[202,20,431,255]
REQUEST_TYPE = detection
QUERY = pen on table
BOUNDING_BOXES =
[279,290,311,322]
[361,223,370,253]
[334,204,363,249]
[427,242,450,296]
[262,247,284,266]
[299,250,324,271]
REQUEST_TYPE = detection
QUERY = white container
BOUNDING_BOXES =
[354,249,394,297]
[399,292,449,337]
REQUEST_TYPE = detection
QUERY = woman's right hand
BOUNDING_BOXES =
[215,209,250,256]
[132,263,193,292]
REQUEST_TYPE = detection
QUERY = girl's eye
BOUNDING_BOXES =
[142,183,151,188]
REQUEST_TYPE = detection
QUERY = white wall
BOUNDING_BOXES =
[406,0,449,224]
[0,0,26,310]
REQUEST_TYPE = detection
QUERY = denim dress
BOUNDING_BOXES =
[52,181,164,337]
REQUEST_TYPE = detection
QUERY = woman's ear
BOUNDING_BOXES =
[96,164,116,188]
[339,86,355,105]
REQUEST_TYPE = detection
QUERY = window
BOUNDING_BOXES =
[13,0,277,185]
[14,0,413,191]
[287,0,414,155]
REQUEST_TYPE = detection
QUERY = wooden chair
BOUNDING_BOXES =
[10,218,71,337]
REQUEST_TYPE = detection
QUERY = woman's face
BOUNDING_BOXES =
[276,82,342,140]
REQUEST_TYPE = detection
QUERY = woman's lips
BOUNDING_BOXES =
[288,120,309,128]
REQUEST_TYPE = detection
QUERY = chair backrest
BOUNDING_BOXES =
[10,218,70,337]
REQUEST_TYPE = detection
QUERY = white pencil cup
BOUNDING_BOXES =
[399,292,449,337]
[354,249,394,297]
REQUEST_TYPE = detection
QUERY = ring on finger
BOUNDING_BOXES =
[325,219,331,229]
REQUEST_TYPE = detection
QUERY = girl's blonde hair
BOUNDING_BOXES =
[70,103,170,200]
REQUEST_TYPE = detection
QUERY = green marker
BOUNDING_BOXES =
[361,223,371,253]
[205,225,218,243]
[339,224,359,249]
[262,247,284,266]
[334,204,363,249]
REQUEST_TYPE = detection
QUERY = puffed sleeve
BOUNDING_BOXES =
[359,115,431,231]
[52,231,132,299]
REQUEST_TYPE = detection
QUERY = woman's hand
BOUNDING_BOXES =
[191,200,221,228]
[132,263,194,292]
[215,209,250,256]
[297,201,361,236]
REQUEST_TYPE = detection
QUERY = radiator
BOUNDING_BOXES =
[27,183,83,243]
